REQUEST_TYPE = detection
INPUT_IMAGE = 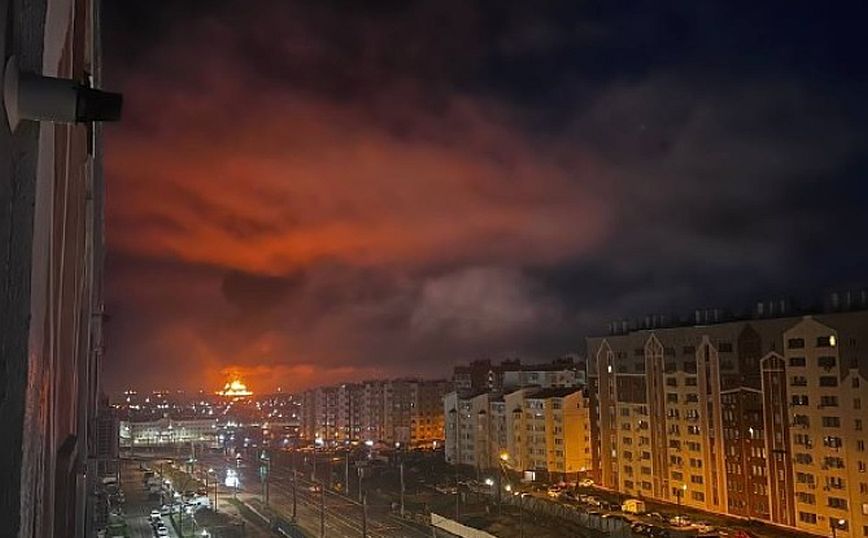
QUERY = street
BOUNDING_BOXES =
[121,460,179,538]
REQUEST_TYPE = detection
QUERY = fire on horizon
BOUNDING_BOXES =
[217,378,253,398]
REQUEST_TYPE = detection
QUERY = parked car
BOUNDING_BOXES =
[670,515,692,527]
[578,478,595,487]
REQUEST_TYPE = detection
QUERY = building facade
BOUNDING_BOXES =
[0,1,120,537]
[300,379,450,447]
[444,387,592,480]
[119,418,220,449]
[587,308,868,537]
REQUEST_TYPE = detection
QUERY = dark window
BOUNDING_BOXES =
[818,356,836,369]
[816,336,834,348]
[822,416,841,428]
[683,346,695,355]
[664,347,676,356]
[788,338,805,349]
[634,348,645,356]
[820,396,838,407]
[684,360,697,374]
[820,376,839,387]
[789,357,806,367]
[791,395,809,406]
[718,342,733,353]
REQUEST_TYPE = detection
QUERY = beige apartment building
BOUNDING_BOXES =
[588,305,868,538]
[444,391,493,469]
[445,386,592,480]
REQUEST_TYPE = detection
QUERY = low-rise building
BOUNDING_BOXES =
[119,417,219,449]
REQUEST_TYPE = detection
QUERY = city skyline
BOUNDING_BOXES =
[100,1,868,394]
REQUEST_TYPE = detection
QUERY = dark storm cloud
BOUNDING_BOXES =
[101,0,868,393]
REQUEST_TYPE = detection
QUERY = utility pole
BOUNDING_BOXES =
[454,467,460,520]
[320,485,326,537]
[362,494,368,538]
[214,478,218,511]
[357,467,363,503]
[344,452,349,497]
[399,461,405,518]
[292,470,298,520]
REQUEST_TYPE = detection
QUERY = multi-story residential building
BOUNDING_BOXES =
[587,303,868,537]
[336,384,364,442]
[501,358,585,391]
[453,360,517,394]
[300,379,449,447]
[412,380,451,446]
[453,357,584,395]
[361,380,386,442]
[445,386,592,481]
[444,391,493,469]
[505,387,592,481]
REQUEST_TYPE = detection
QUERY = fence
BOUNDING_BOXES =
[500,494,630,535]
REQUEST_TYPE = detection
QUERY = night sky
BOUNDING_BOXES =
[101,1,868,394]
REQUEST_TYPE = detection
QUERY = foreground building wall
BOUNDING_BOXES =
[0,1,107,537]
[588,310,868,537]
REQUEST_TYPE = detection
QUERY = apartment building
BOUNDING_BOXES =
[444,391,493,469]
[501,357,585,391]
[587,305,868,537]
[506,388,592,480]
[445,386,592,480]
[452,357,584,395]
[413,380,451,446]
[336,384,364,442]
[361,380,386,442]
[300,379,449,447]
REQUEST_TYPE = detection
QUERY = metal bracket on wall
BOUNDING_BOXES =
[3,55,122,132]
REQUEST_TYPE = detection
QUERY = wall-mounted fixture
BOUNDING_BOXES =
[3,56,122,131]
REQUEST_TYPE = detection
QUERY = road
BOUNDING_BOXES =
[121,460,179,538]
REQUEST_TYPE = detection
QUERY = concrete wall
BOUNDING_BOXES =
[0,0,104,536]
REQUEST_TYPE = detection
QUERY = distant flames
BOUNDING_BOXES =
[218,378,253,397]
